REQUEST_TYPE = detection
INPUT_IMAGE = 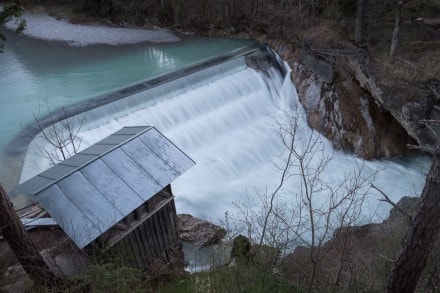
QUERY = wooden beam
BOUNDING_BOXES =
[107,197,175,248]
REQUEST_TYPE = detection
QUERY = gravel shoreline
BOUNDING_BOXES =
[5,10,181,46]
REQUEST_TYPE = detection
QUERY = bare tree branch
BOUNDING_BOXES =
[371,184,413,223]
[27,101,84,167]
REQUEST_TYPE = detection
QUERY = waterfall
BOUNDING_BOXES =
[21,50,430,223]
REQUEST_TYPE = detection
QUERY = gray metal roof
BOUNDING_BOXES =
[16,126,195,248]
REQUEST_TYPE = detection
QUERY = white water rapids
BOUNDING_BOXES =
[21,54,431,223]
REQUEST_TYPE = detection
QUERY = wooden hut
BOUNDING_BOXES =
[15,126,195,269]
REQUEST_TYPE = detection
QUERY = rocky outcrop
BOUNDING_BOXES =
[290,56,414,159]
[346,58,440,150]
[300,51,335,84]
[257,36,439,159]
[253,38,416,159]
[177,214,226,248]
[193,27,440,158]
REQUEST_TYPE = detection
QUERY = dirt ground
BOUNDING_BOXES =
[0,228,81,291]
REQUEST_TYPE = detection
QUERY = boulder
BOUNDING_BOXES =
[230,235,251,265]
[177,214,226,248]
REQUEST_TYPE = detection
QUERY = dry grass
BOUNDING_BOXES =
[373,41,440,88]
[416,49,440,80]
[301,21,355,49]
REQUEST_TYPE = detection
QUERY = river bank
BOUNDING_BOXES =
[4,4,181,45]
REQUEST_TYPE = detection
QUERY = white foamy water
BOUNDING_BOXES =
[5,11,180,45]
[21,55,431,223]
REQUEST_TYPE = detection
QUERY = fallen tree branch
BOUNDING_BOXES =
[407,144,440,155]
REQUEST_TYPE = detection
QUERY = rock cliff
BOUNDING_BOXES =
[263,39,418,159]
[212,30,439,159]
[291,58,415,159]
[346,57,440,150]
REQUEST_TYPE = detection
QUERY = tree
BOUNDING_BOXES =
[355,0,368,45]
[0,183,63,289]
[386,154,440,292]
[29,104,84,167]
[0,3,64,288]
[0,1,26,52]
[389,0,405,57]
[233,110,372,291]
[387,118,440,291]
[276,112,370,292]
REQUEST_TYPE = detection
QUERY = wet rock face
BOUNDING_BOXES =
[300,51,335,84]
[347,58,440,150]
[291,61,414,159]
[399,79,440,147]
[245,50,273,72]
[264,39,436,158]
[177,214,226,248]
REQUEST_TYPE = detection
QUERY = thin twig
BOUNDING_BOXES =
[371,184,413,223]
[380,254,395,263]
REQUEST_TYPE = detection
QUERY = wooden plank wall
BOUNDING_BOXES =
[111,185,182,269]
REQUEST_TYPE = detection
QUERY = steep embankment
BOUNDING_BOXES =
[245,34,439,159]
[234,33,437,159]
[280,196,420,291]
[275,42,416,159]
[251,18,440,159]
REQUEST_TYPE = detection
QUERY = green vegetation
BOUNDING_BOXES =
[0,2,26,52]
[70,264,145,292]
[67,260,301,293]
[189,264,300,293]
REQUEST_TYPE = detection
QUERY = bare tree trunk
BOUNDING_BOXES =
[308,256,318,293]
[390,0,404,58]
[355,0,367,45]
[258,123,295,246]
[0,183,63,289]
[253,0,260,22]
[387,155,440,292]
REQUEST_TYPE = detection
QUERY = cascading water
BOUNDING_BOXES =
[22,50,430,224]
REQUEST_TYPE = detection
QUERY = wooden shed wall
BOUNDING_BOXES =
[95,185,182,270]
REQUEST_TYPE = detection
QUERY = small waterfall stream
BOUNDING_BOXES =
[21,50,431,222]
